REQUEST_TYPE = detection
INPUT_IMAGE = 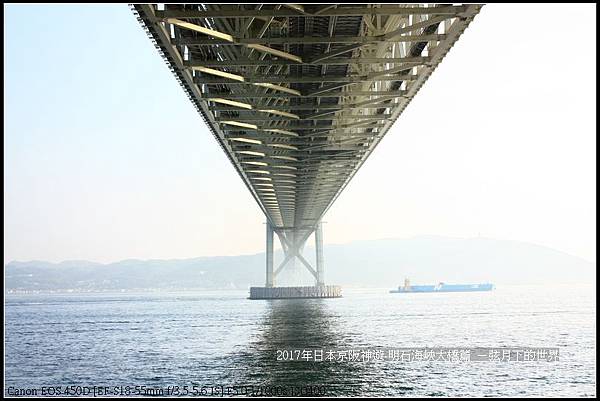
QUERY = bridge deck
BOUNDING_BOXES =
[132,4,482,237]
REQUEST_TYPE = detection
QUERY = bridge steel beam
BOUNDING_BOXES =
[315,222,325,286]
[273,227,317,280]
[154,6,468,19]
[265,221,274,287]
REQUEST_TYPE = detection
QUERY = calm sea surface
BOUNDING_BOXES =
[5,284,596,397]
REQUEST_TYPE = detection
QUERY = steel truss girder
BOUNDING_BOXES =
[154,5,468,19]
[194,74,417,85]
[201,90,407,99]
[186,56,429,67]
[133,3,483,231]
[174,34,445,46]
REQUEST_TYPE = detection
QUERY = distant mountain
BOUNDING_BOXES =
[5,236,595,292]
[323,236,595,286]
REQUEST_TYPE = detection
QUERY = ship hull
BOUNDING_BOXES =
[390,283,494,293]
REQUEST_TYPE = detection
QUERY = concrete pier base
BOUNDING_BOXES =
[249,285,342,300]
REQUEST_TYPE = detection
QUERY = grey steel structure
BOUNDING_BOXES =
[132,4,482,289]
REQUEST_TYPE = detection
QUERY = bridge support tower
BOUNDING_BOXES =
[250,221,341,299]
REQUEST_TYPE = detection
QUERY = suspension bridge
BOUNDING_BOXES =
[131,3,482,298]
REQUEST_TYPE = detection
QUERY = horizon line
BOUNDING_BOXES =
[5,234,596,266]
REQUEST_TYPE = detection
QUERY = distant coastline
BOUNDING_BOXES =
[5,236,595,293]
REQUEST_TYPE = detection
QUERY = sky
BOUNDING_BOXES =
[4,4,596,265]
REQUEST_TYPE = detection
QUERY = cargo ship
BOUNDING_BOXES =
[390,278,494,293]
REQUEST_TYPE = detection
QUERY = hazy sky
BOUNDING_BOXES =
[4,4,596,265]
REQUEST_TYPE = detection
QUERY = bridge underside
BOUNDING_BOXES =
[132,4,482,290]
